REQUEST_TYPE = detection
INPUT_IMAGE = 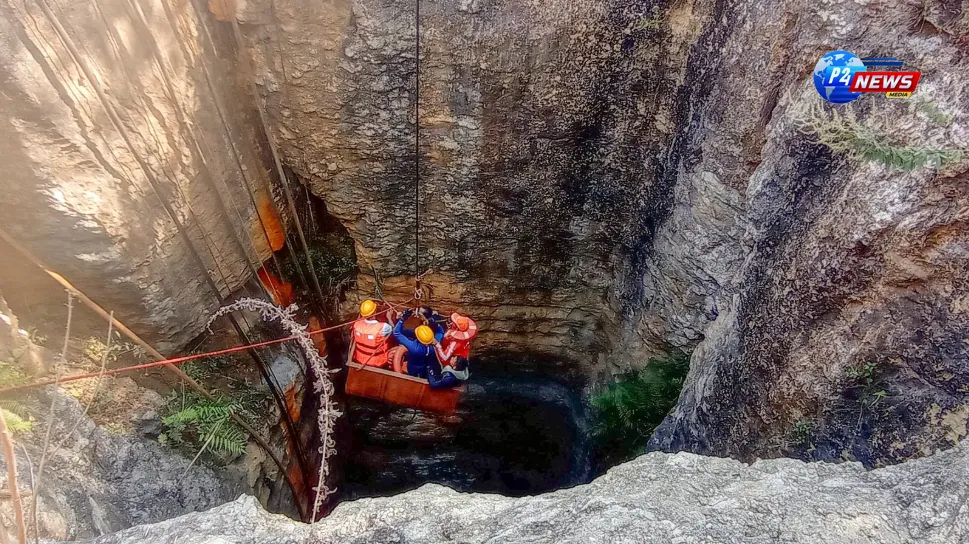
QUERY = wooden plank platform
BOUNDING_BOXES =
[345,361,464,414]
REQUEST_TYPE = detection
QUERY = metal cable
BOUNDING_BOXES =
[415,0,421,280]
[224,14,326,312]
[31,0,310,516]
[414,0,422,296]
[105,0,314,492]
[123,0,281,305]
[172,0,291,293]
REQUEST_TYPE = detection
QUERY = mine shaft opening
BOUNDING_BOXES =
[273,176,357,318]
[338,353,593,500]
[274,182,692,503]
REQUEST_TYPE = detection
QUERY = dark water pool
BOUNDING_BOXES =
[339,374,592,499]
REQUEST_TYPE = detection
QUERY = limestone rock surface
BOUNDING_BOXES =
[0,0,278,352]
[241,0,969,464]
[92,439,969,543]
[0,384,237,541]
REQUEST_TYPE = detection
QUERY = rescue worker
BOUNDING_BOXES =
[392,309,437,378]
[429,312,477,389]
[426,353,469,389]
[417,306,448,338]
[351,299,394,368]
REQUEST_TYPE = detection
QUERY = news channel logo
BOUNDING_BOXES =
[813,51,915,104]
[813,50,867,104]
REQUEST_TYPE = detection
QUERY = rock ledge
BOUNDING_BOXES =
[92,440,969,543]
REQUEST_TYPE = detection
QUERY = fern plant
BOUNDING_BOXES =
[795,103,963,171]
[160,393,248,457]
[0,406,33,434]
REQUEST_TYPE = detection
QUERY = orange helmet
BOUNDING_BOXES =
[451,313,470,331]
[359,299,377,317]
[449,313,477,342]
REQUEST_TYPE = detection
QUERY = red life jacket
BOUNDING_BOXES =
[352,319,393,367]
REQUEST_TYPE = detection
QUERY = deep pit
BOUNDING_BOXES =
[2,0,967,540]
[340,367,592,500]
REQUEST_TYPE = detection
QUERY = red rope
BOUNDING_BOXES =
[0,317,358,396]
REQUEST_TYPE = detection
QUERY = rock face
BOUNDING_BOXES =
[92,439,969,543]
[1,291,238,541]
[0,389,238,541]
[0,0,281,352]
[644,0,969,467]
[0,0,967,474]
[236,0,696,373]
[238,0,969,465]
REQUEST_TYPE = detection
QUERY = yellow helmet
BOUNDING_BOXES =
[415,325,435,345]
[359,299,377,317]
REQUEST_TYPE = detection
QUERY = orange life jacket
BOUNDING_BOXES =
[352,319,393,367]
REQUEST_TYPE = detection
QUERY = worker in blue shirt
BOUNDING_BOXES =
[392,309,441,378]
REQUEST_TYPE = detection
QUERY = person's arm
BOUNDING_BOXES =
[427,367,459,389]
[434,341,456,363]
[426,367,445,389]
[394,319,421,352]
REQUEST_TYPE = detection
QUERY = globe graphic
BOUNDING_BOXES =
[813,50,867,104]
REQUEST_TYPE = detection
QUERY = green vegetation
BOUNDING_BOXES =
[282,233,356,296]
[0,406,33,434]
[846,361,887,409]
[591,353,690,465]
[182,352,268,416]
[845,361,876,384]
[84,336,148,364]
[0,361,28,386]
[181,354,231,383]
[795,104,963,171]
[913,98,952,127]
[159,392,248,459]
[789,419,814,447]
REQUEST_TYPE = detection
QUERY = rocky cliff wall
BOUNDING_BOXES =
[90,439,969,543]
[0,0,280,352]
[645,0,969,467]
[0,291,238,541]
[240,0,969,463]
[0,0,966,470]
[236,0,701,374]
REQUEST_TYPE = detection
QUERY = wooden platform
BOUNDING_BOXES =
[345,361,464,414]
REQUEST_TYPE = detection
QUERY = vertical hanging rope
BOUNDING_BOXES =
[224,14,327,312]
[168,0,290,294]
[414,0,422,298]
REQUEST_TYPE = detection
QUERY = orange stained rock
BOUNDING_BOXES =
[257,195,286,252]
[284,385,302,431]
[257,266,294,308]
[307,316,329,356]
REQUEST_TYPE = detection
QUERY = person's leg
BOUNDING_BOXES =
[428,372,460,389]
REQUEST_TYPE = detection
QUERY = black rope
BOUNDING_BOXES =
[414,0,421,291]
